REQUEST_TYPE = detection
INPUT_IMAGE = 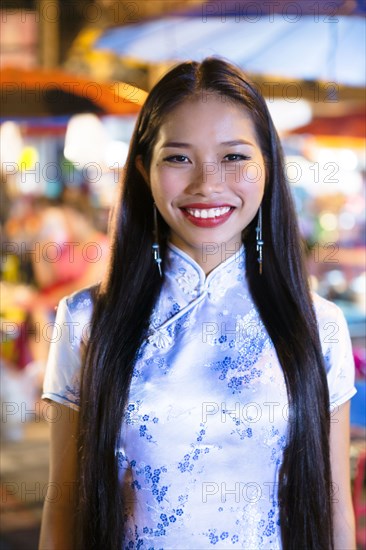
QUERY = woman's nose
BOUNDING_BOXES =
[187,161,225,195]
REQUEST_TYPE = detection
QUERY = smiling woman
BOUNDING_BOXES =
[136,94,265,272]
[39,58,356,550]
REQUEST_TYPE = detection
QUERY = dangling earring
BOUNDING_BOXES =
[152,203,163,277]
[256,205,264,275]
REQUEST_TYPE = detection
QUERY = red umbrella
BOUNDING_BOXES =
[291,111,366,138]
[1,66,147,117]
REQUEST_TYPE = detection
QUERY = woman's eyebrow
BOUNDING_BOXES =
[220,139,255,147]
[161,141,192,148]
[161,139,255,149]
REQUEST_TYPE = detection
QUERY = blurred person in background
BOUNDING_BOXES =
[18,191,110,374]
[0,191,109,439]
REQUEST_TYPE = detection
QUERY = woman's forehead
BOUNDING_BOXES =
[155,95,258,143]
[166,91,250,115]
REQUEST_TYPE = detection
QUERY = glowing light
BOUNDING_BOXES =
[339,212,356,230]
[285,154,362,196]
[266,99,312,132]
[64,113,110,168]
[319,212,338,231]
[350,273,366,313]
[316,148,338,164]
[0,121,23,168]
[325,270,347,293]
[19,146,39,170]
[338,149,358,170]
[350,272,366,295]
[104,140,129,168]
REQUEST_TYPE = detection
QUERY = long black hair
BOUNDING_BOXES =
[76,58,333,549]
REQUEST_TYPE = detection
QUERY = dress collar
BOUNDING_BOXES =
[165,242,246,298]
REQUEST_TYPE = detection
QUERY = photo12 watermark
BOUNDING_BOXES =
[201,400,341,425]
[201,479,339,503]
[201,2,340,23]
[1,2,140,25]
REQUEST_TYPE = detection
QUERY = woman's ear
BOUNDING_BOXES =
[135,155,149,185]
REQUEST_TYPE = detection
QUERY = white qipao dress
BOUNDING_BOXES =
[42,243,356,550]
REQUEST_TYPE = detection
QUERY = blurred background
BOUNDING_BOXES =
[0,1,365,548]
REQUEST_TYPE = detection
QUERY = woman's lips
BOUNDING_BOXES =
[180,205,235,227]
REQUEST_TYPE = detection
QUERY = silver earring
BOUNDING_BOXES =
[152,204,163,277]
[256,205,263,275]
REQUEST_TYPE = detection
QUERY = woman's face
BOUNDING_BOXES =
[139,93,266,271]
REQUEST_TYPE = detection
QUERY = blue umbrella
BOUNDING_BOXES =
[94,15,365,87]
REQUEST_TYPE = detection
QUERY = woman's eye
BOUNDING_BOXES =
[164,155,189,163]
[224,154,251,162]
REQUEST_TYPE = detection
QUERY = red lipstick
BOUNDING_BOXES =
[180,204,235,228]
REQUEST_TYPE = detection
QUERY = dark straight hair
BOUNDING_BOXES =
[76,57,333,549]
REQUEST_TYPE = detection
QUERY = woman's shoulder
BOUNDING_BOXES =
[60,283,98,319]
[49,284,100,361]
[42,285,99,410]
[54,284,98,344]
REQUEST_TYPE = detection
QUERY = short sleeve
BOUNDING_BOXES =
[42,296,82,410]
[317,299,357,409]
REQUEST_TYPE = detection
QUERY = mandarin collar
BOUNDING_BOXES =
[165,242,246,299]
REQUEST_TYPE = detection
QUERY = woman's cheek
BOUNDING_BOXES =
[242,160,265,187]
[151,179,177,203]
[163,174,186,196]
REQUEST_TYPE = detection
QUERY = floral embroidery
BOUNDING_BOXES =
[148,329,173,349]
[63,373,81,406]
[209,349,265,394]
[176,269,200,296]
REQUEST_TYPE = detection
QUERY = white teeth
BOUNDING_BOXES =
[186,206,231,218]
